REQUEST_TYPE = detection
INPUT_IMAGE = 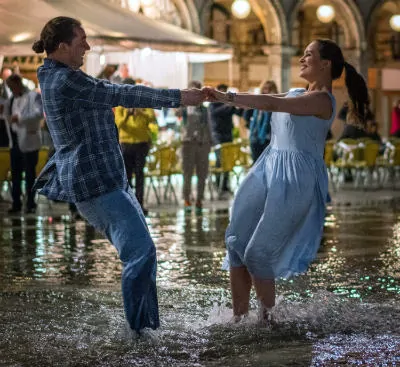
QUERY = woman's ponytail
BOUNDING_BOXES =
[344,61,370,127]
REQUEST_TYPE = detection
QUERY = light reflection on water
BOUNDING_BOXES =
[0,205,399,366]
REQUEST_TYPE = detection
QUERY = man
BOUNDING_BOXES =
[0,68,13,148]
[2,74,43,213]
[178,80,212,212]
[32,16,204,334]
[209,84,243,197]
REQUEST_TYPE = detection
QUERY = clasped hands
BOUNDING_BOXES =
[180,87,231,106]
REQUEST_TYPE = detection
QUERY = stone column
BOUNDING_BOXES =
[238,57,250,91]
[262,45,296,92]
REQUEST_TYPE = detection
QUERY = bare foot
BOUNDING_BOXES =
[258,305,275,328]
[229,313,248,324]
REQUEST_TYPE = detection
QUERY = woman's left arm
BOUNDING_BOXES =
[210,90,333,120]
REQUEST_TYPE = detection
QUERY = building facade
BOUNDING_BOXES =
[2,0,400,136]
[194,0,400,137]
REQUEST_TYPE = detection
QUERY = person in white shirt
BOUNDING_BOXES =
[3,74,43,213]
[0,68,13,147]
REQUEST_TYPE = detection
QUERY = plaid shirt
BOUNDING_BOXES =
[35,58,181,202]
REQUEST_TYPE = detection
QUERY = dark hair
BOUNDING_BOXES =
[122,78,136,85]
[6,73,22,86]
[32,17,82,54]
[189,80,202,89]
[316,39,370,127]
[217,83,228,92]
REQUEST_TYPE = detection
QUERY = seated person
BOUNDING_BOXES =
[338,106,368,141]
[366,120,382,144]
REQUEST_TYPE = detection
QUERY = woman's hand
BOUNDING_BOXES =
[202,87,227,103]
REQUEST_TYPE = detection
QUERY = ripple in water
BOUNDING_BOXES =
[1,288,399,366]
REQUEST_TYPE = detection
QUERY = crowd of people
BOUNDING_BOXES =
[2,60,395,216]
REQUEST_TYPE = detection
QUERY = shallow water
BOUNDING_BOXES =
[0,203,399,366]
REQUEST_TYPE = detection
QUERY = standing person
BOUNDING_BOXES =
[205,39,369,324]
[249,80,278,162]
[0,68,13,148]
[390,99,400,137]
[115,77,156,215]
[32,16,205,334]
[179,80,212,212]
[209,84,243,197]
[2,74,43,213]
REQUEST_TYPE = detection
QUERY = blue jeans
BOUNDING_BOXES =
[76,187,159,332]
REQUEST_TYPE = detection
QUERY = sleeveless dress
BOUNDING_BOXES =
[222,88,336,280]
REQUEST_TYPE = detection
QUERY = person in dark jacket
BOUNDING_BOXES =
[248,80,277,161]
[209,84,243,196]
[338,104,369,141]
[337,100,349,121]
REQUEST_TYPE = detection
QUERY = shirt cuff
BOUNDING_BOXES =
[170,89,181,108]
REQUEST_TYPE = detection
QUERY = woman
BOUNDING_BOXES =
[249,80,278,161]
[179,80,212,212]
[115,78,156,215]
[206,39,369,323]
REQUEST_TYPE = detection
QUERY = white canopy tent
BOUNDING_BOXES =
[0,0,232,87]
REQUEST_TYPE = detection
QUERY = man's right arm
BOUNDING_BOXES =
[59,70,204,109]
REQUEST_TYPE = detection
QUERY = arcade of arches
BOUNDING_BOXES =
[203,0,400,137]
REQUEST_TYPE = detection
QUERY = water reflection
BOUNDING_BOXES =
[0,204,399,365]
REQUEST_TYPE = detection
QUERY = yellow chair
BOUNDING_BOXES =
[0,147,10,183]
[209,142,241,197]
[0,148,11,201]
[145,145,180,204]
[353,141,380,188]
[36,146,50,176]
[379,142,400,188]
[236,139,252,175]
[332,139,364,187]
[324,140,335,167]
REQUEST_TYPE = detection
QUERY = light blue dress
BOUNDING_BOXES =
[223,88,335,280]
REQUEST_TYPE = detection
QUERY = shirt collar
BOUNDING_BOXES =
[43,58,70,69]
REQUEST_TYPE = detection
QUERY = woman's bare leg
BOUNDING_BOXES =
[230,266,252,317]
[252,277,276,313]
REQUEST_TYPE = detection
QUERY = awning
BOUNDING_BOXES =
[0,0,231,55]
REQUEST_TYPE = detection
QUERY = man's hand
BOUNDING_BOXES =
[11,115,19,123]
[180,88,206,106]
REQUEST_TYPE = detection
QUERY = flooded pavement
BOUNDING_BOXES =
[0,200,400,366]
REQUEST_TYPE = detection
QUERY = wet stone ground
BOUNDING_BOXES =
[0,200,399,366]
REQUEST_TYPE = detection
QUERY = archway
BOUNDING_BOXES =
[368,1,400,137]
[173,0,201,33]
[368,0,400,66]
[290,0,365,51]
[202,0,286,90]
[249,0,288,46]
